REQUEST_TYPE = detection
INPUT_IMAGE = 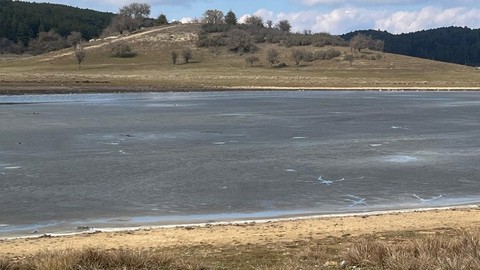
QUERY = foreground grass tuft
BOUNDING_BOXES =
[1,230,479,269]
[344,230,480,270]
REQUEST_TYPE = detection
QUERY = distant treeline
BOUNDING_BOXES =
[0,0,114,45]
[342,27,480,66]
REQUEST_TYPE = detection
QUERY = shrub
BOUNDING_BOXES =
[245,55,260,67]
[110,42,136,58]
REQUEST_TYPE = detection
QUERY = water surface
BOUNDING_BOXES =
[1,91,479,237]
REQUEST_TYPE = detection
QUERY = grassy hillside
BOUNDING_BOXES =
[1,24,479,93]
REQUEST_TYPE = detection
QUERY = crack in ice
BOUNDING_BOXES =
[317,176,365,186]
[345,194,368,207]
[413,194,443,203]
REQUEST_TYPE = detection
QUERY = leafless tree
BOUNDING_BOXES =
[344,54,354,66]
[245,55,260,67]
[266,20,273,28]
[227,29,256,54]
[349,33,370,52]
[182,48,193,63]
[115,3,151,32]
[244,15,264,27]
[203,9,224,24]
[74,43,86,69]
[120,3,151,20]
[266,48,280,67]
[111,42,136,58]
[291,48,307,66]
[67,31,83,47]
[171,51,178,65]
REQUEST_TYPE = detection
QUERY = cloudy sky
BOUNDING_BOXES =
[25,0,480,34]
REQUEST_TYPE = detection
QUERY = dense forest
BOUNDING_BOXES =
[342,27,480,66]
[0,0,113,45]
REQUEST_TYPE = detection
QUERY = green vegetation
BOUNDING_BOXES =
[0,229,478,269]
[343,27,480,66]
[0,0,113,45]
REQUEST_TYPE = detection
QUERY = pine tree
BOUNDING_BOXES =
[225,10,237,25]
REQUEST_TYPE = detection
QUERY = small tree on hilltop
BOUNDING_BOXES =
[74,43,86,69]
[276,20,291,33]
[156,14,168,25]
[244,15,264,27]
[225,10,237,25]
[266,48,280,67]
[245,55,260,67]
[118,2,151,31]
[203,9,224,24]
[349,33,370,52]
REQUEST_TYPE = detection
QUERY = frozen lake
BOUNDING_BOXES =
[1,91,479,237]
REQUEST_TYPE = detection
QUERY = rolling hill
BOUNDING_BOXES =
[1,23,479,93]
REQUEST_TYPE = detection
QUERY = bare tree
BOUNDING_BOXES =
[344,54,354,67]
[349,33,370,52]
[28,30,67,55]
[171,51,178,65]
[74,43,86,69]
[291,48,306,66]
[111,42,136,58]
[266,20,273,28]
[266,48,280,67]
[244,15,264,27]
[120,3,151,20]
[245,55,260,67]
[203,9,224,24]
[117,3,151,32]
[276,20,291,33]
[227,29,257,54]
[67,31,83,47]
[182,48,193,63]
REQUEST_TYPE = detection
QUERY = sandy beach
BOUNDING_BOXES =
[1,206,479,259]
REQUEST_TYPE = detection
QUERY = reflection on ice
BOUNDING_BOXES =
[385,155,418,163]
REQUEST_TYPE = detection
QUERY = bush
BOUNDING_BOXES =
[245,55,260,66]
[110,42,136,58]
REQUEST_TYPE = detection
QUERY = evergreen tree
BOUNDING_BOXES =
[156,14,168,25]
[225,10,237,25]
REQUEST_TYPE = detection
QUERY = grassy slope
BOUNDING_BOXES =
[1,24,479,93]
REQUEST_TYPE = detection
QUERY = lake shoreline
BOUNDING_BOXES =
[1,84,480,95]
[1,205,479,258]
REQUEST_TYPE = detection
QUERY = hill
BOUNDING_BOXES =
[1,24,479,93]
[0,0,113,45]
[342,27,480,66]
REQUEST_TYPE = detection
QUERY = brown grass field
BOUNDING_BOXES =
[1,24,479,94]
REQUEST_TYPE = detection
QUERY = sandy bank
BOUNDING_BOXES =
[1,206,479,258]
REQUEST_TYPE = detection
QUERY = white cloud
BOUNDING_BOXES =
[248,5,480,35]
[298,0,476,6]
[375,6,480,33]
[248,8,379,34]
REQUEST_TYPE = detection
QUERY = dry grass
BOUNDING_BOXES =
[1,229,479,269]
[343,230,480,270]
[1,24,479,93]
